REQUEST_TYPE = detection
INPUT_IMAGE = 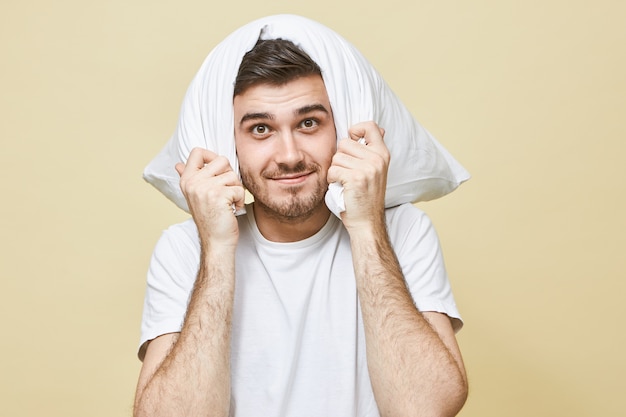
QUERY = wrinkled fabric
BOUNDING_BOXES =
[143,14,470,216]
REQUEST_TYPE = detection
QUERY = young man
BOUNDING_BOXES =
[135,30,467,417]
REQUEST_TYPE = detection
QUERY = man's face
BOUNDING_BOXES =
[234,75,336,220]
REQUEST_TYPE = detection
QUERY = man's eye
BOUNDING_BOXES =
[252,125,268,135]
[301,119,318,129]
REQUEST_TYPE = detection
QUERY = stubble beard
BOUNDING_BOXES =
[240,162,328,222]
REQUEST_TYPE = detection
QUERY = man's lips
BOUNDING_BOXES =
[270,172,312,185]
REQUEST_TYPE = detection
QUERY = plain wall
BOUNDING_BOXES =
[1,1,624,416]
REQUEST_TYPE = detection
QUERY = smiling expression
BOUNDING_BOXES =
[234,75,337,223]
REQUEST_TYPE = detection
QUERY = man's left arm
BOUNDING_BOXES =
[349,220,467,417]
[327,122,468,417]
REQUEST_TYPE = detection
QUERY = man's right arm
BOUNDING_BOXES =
[134,148,245,417]
[134,246,236,417]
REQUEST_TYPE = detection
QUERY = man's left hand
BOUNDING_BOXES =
[327,121,389,229]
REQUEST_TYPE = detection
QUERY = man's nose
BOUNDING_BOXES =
[274,131,304,165]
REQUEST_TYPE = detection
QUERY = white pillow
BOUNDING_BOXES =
[143,14,470,214]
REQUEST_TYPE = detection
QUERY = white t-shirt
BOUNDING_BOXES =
[139,203,462,416]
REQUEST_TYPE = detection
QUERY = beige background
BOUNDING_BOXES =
[1,0,624,416]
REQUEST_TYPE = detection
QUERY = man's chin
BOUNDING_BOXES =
[255,194,326,220]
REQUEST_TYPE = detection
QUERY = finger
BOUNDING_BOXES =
[231,185,246,213]
[200,155,234,178]
[175,162,185,176]
[184,147,219,172]
[183,169,242,196]
[183,174,243,212]
[348,121,384,146]
[327,164,349,185]
[331,142,367,168]
[212,169,243,188]
[334,136,374,163]
[181,150,233,180]
[216,184,245,217]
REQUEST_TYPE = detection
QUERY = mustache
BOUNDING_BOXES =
[262,162,320,178]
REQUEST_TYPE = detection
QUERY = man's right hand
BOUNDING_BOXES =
[175,147,245,248]
[137,147,240,417]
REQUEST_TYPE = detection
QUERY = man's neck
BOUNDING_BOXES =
[251,202,332,243]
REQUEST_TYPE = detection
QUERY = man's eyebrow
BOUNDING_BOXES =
[239,112,274,125]
[296,104,329,116]
[238,104,329,125]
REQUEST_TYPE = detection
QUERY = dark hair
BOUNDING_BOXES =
[233,38,322,96]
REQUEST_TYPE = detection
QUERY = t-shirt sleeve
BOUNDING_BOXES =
[138,221,200,360]
[387,204,463,332]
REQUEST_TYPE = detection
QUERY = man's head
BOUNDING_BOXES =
[232,39,336,228]
[234,38,323,97]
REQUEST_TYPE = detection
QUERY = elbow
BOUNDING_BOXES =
[132,406,143,417]
[395,378,468,417]
[438,378,469,417]
[420,374,469,417]
[133,398,147,417]
[441,355,469,416]
[133,390,155,417]
[451,385,469,416]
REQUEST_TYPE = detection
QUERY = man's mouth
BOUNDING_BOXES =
[271,172,311,185]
